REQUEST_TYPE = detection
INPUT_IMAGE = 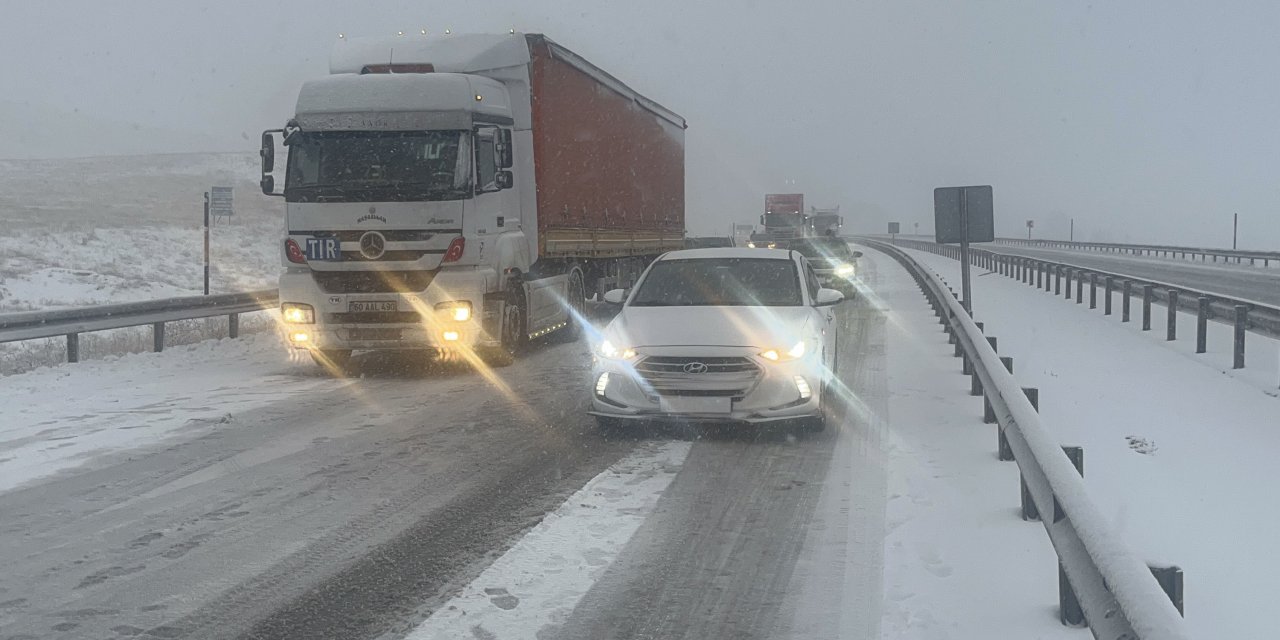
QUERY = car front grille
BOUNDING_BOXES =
[633,356,761,398]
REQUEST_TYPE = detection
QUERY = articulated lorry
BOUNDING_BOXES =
[751,193,807,245]
[260,33,686,367]
[808,206,842,236]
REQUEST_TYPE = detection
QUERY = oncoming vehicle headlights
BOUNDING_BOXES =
[598,339,637,360]
[434,301,472,322]
[282,303,315,324]
[760,340,806,362]
[835,263,855,278]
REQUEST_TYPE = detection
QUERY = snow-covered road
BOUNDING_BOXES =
[0,251,1080,640]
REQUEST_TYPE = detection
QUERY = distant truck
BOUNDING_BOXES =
[753,193,807,243]
[809,206,843,237]
[260,33,686,367]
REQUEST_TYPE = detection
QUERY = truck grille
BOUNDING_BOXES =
[329,311,422,324]
[633,356,761,398]
[310,270,436,294]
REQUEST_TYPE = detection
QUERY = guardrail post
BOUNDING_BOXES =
[1234,305,1248,369]
[1142,285,1153,330]
[1060,562,1086,627]
[1167,290,1179,340]
[1104,276,1113,315]
[1003,387,1037,462]
[1054,266,1062,294]
[1122,280,1132,322]
[1064,269,1072,298]
[229,313,239,339]
[972,336,996,396]
[66,334,79,363]
[1149,564,1185,616]
[1036,262,1044,288]
[153,322,165,352]
[1196,297,1209,353]
[1089,273,1098,309]
[1075,272,1084,304]
[985,356,1013,423]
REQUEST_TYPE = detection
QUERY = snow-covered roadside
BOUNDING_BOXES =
[0,331,326,493]
[862,247,1075,640]
[903,246,1280,638]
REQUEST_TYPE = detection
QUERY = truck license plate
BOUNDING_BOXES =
[304,236,341,261]
[659,396,731,414]
[348,300,397,313]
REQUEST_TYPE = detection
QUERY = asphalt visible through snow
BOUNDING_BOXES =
[0,271,892,640]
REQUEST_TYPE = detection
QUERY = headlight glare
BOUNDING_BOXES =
[761,340,806,362]
[599,339,636,360]
[434,301,472,322]
[282,303,315,324]
[835,263,855,277]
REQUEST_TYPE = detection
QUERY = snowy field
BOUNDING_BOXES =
[903,246,1279,638]
[0,152,283,374]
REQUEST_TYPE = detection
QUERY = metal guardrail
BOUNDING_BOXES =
[882,237,1280,369]
[861,237,1190,639]
[0,289,279,363]
[992,237,1280,266]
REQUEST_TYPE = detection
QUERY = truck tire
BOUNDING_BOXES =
[553,268,587,343]
[310,349,352,371]
[478,280,526,367]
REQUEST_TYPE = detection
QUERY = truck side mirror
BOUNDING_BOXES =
[496,129,514,168]
[496,170,513,190]
[260,129,284,197]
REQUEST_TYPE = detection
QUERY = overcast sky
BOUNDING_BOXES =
[3,1,1279,246]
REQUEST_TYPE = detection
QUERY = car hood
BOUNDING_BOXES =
[605,306,814,349]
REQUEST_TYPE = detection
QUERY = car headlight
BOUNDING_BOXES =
[746,241,757,248]
[760,340,806,362]
[282,303,314,324]
[599,339,637,360]
[434,301,472,322]
[835,263,855,277]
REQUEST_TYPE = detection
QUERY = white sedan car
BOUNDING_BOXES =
[589,248,844,431]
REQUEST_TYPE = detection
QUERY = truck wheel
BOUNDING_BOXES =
[478,281,526,367]
[554,269,587,342]
[310,349,351,371]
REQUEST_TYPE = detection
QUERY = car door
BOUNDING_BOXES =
[801,258,837,371]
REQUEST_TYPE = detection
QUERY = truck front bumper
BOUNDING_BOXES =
[278,266,500,352]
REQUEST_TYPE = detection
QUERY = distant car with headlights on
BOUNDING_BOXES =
[589,248,844,432]
[786,237,862,293]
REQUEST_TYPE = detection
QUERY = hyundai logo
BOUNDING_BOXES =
[682,362,709,374]
[359,231,386,260]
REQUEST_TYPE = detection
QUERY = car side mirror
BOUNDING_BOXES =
[851,251,863,258]
[496,170,513,190]
[603,289,627,305]
[815,288,844,306]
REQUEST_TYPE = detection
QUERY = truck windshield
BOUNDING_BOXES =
[285,131,471,202]
[763,213,804,227]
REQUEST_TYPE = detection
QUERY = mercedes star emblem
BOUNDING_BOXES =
[359,231,386,260]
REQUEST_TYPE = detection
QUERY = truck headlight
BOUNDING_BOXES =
[760,340,806,362]
[434,301,472,322]
[282,303,315,324]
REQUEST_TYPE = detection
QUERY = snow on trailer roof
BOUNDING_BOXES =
[329,32,686,129]
[660,248,795,261]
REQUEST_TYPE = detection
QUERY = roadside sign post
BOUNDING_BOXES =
[934,185,995,315]
[888,222,900,243]
[1027,219,1035,240]
[203,192,210,295]
[209,186,234,225]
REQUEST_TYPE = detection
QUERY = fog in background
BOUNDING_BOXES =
[3,1,1279,247]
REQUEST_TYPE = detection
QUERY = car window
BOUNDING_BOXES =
[629,258,802,307]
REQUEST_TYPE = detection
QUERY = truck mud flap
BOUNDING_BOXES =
[481,291,506,346]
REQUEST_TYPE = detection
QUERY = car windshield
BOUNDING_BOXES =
[629,258,802,307]
[788,238,854,261]
[285,130,471,202]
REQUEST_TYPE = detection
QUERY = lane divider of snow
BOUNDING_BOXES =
[403,439,692,640]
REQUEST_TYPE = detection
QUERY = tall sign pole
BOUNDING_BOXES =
[959,189,972,315]
[203,191,210,295]
[1233,213,1239,250]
